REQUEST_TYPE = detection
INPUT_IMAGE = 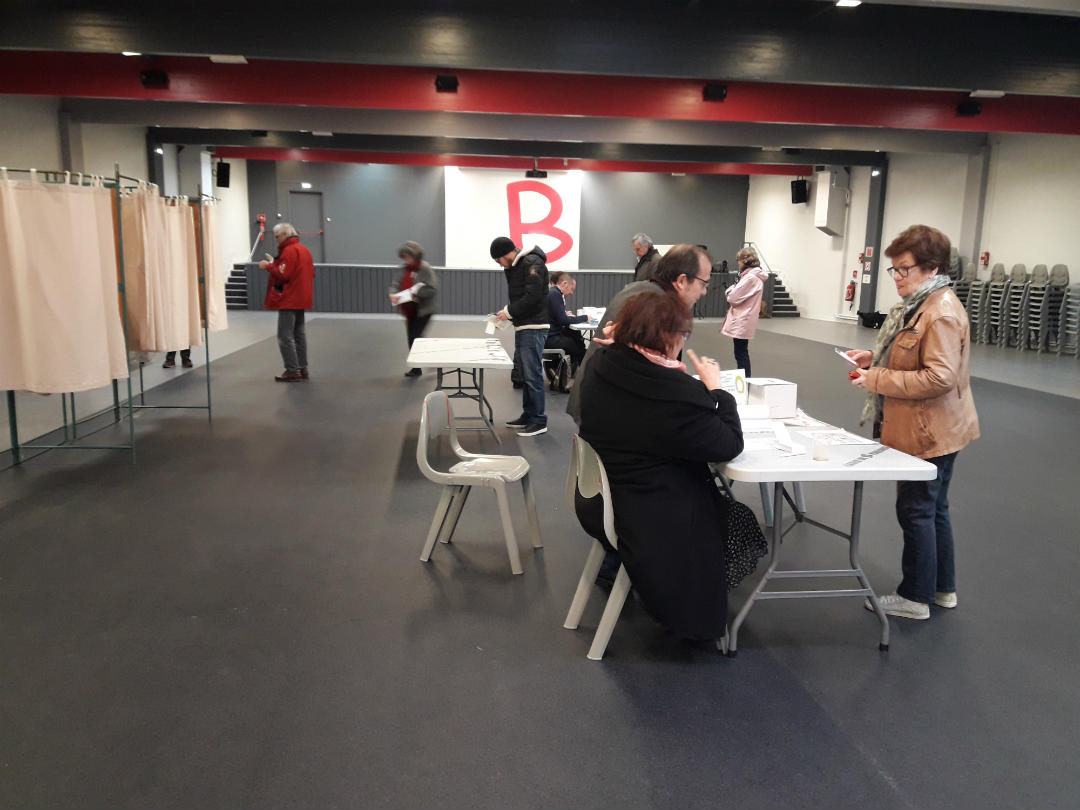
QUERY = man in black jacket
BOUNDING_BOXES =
[491,236,550,437]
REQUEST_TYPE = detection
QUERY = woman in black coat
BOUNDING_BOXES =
[578,293,743,640]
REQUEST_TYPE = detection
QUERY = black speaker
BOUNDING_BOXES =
[435,74,459,93]
[139,69,169,89]
[216,161,231,188]
[791,179,809,204]
[702,83,727,102]
[956,100,982,117]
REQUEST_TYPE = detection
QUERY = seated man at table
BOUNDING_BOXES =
[567,244,713,424]
[545,273,588,391]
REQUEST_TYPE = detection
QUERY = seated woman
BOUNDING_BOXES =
[577,292,744,641]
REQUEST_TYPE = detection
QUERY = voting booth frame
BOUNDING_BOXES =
[3,163,215,468]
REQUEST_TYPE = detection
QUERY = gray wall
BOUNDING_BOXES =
[580,173,750,269]
[248,161,750,268]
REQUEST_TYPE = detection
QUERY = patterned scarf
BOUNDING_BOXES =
[860,273,953,426]
[631,344,686,371]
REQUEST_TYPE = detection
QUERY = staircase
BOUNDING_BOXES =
[769,275,800,318]
[226,265,249,310]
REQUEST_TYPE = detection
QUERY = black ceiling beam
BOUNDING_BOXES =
[151,128,888,168]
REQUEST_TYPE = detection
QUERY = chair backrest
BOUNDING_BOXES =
[1030,264,1049,285]
[565,435,618,549]
[416,390,457,484]
[959,257,977,281]
[989,262,1006,282]
[1050,264,1070,286]
[1009,263,1028,283]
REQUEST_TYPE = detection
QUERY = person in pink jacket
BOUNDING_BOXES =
[720,246,770,376]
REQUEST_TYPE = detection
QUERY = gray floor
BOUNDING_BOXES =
[1,314,1078,809]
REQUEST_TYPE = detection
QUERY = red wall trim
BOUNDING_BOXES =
[1,51,1079,135]
[213,147,813,176]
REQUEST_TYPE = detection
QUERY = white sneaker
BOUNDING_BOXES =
[935,591,958,608]
[864,592,930,620]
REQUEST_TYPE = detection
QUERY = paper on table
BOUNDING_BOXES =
[783,409,832,429]
[801,428,877,446]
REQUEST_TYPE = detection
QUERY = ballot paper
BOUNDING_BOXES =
[739,419,804,454]
[800,428,877,446]
[783,409,832,429]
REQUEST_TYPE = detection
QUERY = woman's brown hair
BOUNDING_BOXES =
[613,292,691,353]
[884,225,951,273]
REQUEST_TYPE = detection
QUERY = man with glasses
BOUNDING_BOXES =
[567,244,712,425]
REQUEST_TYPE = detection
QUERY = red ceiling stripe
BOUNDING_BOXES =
[1,51,1079,135]
[213,147,813,176]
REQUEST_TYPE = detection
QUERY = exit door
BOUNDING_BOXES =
[287,191,325,263]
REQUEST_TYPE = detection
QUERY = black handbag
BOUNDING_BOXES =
[720,490,767,591]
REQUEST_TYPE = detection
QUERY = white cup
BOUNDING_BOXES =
[812,437,830,461]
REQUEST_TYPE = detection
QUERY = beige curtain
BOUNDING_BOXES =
[120,189,203,352]
[0,170,128,393]
[200,200,229,332]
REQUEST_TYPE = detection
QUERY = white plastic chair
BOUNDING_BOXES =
[416,390,542,575]
[562,435,632,660]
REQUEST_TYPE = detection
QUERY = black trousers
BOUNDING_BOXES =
[732,338,751,378]
[545,331,587,373]
[405,314,432,349]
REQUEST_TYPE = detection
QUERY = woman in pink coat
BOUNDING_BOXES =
[720,246,770,376]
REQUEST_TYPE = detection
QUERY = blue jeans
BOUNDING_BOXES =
[514,328,548,426]
[895,452,958,604]
[277,309,308,373]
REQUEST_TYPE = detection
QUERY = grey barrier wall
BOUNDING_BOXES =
[243,264,775,318]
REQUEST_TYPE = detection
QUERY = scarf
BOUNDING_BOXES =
[631,344,686,371]
[860,273,953,426]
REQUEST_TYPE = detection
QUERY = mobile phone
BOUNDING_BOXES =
[834,347,859,366]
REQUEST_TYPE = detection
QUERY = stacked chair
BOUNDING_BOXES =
[1003,264,1029,348]
[1058,282,1080,358]
[1043,265,1071,354]
[954,257,977,309]
[981,263,1009,345]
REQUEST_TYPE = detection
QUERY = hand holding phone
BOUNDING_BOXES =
[834,347,859,366]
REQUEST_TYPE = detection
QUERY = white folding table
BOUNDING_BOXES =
[406,338,514,442]
[720,428,937,655]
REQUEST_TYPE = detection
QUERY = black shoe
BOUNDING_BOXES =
[505,416,529,428]
[162,359,175,369]
[181,358,193,368]
[404,368,422,378]
[516,423,548,437]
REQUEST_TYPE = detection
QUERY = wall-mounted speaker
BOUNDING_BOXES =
[956,100,982,117]
[139,69,168,89]
[791,179,809,204]
[216,161,231,188]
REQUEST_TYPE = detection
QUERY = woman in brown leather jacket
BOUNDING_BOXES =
[847,225,980,621]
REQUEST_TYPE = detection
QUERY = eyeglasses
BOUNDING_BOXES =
[887,263,921,279]
[692,275,710,290]
[679,330,693,340]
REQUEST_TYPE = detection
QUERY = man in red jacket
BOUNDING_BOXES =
[258,223,315,381]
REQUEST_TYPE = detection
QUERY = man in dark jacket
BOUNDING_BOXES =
[632,233,662,281]
[545,273,588,390]
[258,222,315,382]
[491,236,550,437]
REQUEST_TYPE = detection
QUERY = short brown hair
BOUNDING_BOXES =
[654,244,710,286]
[884,225,950,273]
[613,291,691,353]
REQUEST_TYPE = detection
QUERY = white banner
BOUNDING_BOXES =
[444,167,581,269]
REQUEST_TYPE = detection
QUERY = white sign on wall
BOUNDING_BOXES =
[444,167,582,269]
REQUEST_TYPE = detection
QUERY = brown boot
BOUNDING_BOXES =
[275,371,304,382]
[299,367,309,379]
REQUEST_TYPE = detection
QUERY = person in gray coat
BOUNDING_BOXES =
[389,241,438,377]
[632,233,662,281]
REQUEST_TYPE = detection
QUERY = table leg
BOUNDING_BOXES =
[849,481,889,651]
[476,368,499,444]
[728,480,786,656]
[6,390,21,465]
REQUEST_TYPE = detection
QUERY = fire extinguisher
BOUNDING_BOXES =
[845,270,857,310]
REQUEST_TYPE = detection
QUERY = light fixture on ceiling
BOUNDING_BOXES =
[312,131,334,137]
[970,89,1006,99]
[209,54,248,64]
[871,169,881,176]
[154,146,164,155]
[761,146,783,152]
[121,51,141,57]
[835,0,862,7]
[300,182,312,189]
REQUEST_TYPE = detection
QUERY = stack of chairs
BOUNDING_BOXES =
[953,257,977,308]
[1058,283,1080,358]
[981,263,1009,345]
[1043,265,1071,353]
[1003,264,1029,348]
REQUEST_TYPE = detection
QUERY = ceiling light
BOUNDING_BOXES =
[970,89,1005,98]
[312,131,333,137]
[761,146,783,152]
[300,182,312,189]
[121,51,141,57]
[835,0,862,7]
[871,169,881,176]
[154,146,164,155]
[209,54,248,64]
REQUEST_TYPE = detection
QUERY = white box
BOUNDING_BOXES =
[746,378,798,419]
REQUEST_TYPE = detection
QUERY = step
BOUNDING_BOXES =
[771,311,800,317]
